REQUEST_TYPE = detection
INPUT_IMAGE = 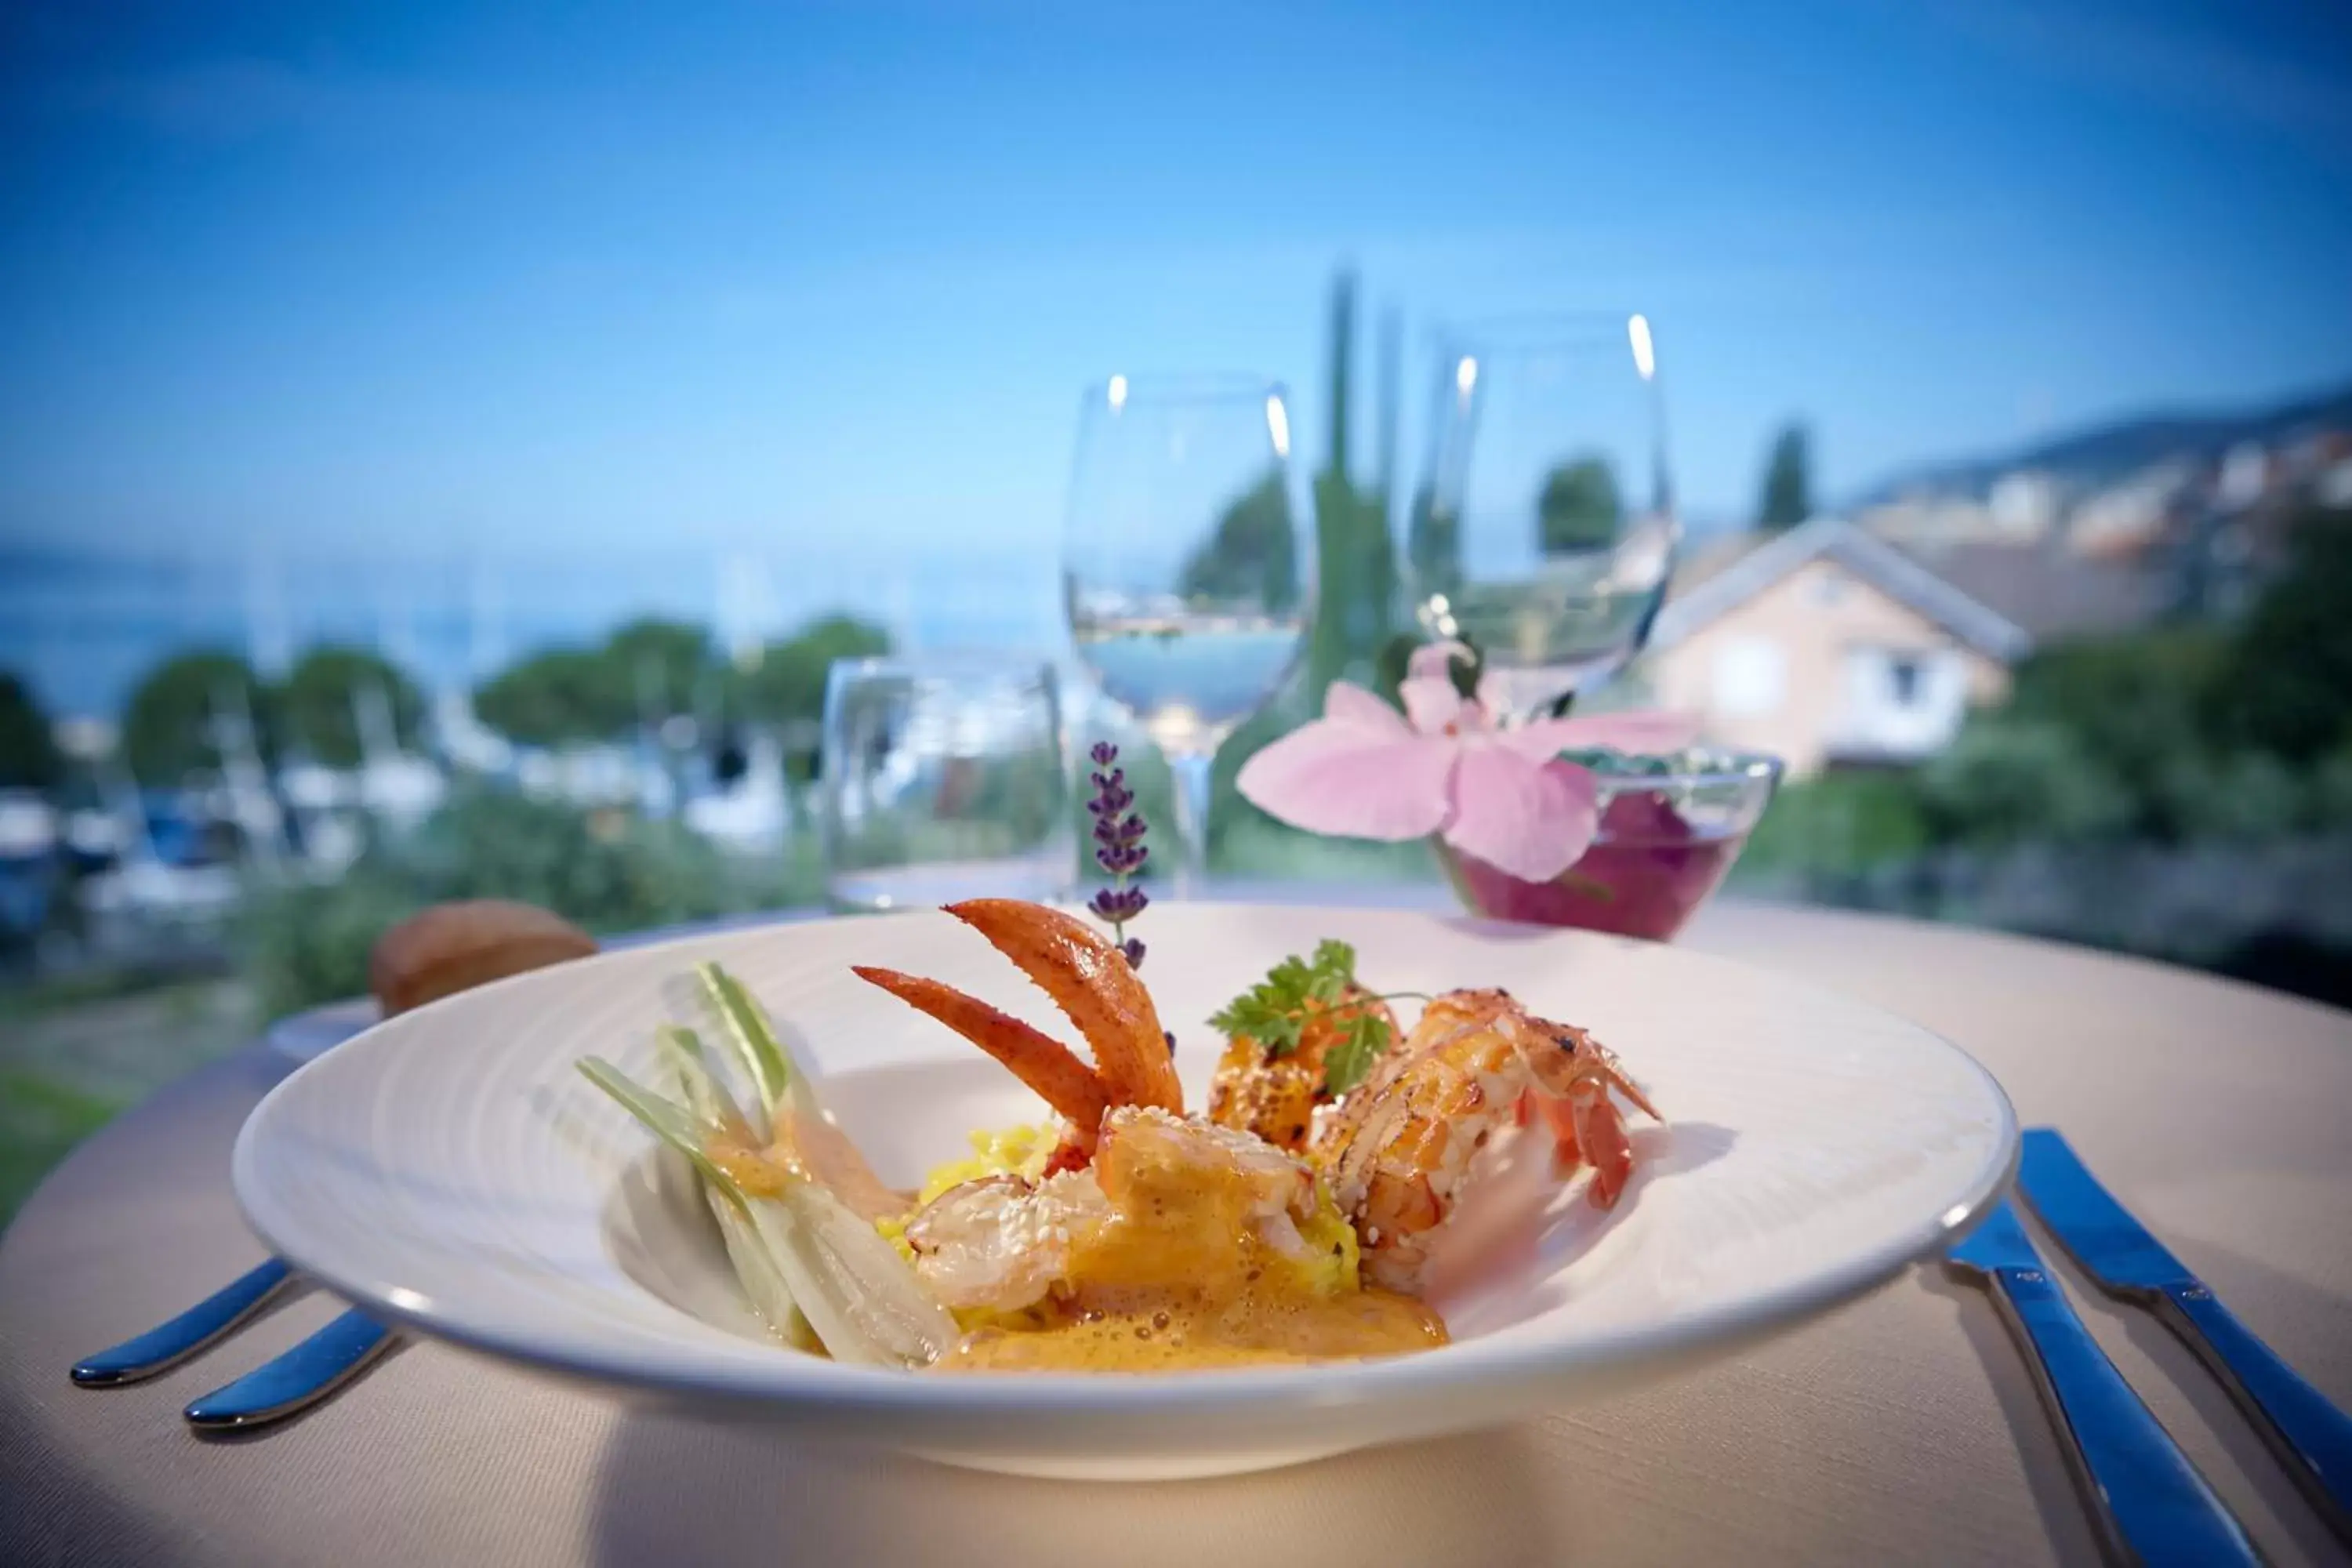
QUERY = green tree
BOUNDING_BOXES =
[739,613,893,780]
[0,671,61,789]
[2310,743,2352,829]
[1305,269,1399,695]
[1757,422,1813,530]
[474,613,890,764]
[1918,720,2138,847]
[280,646,426,768]
[739,614,891,729]
[474,648,625,748]
[2000,628,2227,840]
[474,619,721,750]
[1181,469,1298,608]
[2218,506,2352,764]
[1738,770,1933,877]
[601,618,715,727]
[2149,750,2306,843]
[2009,631,2225,754]
[1537,456,1623,554]
[121,649,274,782]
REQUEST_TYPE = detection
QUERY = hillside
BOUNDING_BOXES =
[1856,381,2352,505]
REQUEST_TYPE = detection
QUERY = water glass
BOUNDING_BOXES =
[818,657,1073,913]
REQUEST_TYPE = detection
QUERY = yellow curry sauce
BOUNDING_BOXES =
[933,1117,1446,1373]
[713,1116,1447,1372]
[937,1282,1444,1372]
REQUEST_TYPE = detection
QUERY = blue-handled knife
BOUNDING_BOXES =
[1947,1199,2259,1568]
[2021,1127,2352,1542]
[71,1258,299,1386]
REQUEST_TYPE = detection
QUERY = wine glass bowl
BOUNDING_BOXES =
[1409,314,1676,716]
[1062,374,1308,891]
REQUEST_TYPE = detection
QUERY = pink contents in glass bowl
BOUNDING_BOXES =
[1436,750,1784,940]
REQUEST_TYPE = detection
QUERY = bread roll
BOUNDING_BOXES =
[368,900,598,1016]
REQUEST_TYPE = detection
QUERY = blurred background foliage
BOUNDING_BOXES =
[122,648,277,781]
[0,673,62,790]
[280,647,428,768]
[240,788,822,1024]
[1733,502,2352,1002]
[1538,456,1624,554]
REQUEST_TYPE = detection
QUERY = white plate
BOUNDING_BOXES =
[234,902,2016,1480]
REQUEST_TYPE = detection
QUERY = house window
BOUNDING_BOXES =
[1711,637,1786,716]
[1888,655,1923,706]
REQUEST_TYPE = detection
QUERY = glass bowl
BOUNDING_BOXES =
[1435,747,1784,939]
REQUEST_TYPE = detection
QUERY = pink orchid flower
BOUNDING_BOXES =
[1236,642,1697,883]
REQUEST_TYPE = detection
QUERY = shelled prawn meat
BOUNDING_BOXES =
[854,900,1659,1370]
[1218,988,1661,1294]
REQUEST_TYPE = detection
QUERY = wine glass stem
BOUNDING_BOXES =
[1166,750,1214,899]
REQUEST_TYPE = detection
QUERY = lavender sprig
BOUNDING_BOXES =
[1083,740,1149,969]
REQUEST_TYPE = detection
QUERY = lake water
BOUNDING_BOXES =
[0,543,1068,720]
[1073,622,1305,745]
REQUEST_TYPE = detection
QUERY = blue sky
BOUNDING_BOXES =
[3,0,2350,561]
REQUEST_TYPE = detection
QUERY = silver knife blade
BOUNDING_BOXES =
[2017,1131,2193,1292]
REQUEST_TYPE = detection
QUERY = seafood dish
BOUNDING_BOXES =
[582,898,1657,1375]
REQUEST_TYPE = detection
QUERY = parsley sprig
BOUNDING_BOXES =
[1207,939,1424,1096]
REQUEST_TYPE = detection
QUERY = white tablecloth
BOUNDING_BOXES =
[5,900,2350,1566]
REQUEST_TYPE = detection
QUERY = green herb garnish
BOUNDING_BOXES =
[1208,938,1354,1053]
[1208,939,1417,1096]
[1319,1011,1394,1096]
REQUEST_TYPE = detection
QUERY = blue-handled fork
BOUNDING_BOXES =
[71,1259,396,1430]
[73,915,784,1428]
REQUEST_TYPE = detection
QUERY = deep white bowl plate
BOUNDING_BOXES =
[234,902,2016,1480]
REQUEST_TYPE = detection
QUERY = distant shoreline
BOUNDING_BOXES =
[0,543,1067,720]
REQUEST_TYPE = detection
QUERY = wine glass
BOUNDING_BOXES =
[1062,374,1309,895]
[1406,314,1676,718]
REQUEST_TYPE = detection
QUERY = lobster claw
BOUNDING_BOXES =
[944,899,1182,1114]
[851,966,1112,1142]
[853,900,1183,1151]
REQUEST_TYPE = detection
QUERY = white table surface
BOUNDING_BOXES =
[5,898,2350,1567]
